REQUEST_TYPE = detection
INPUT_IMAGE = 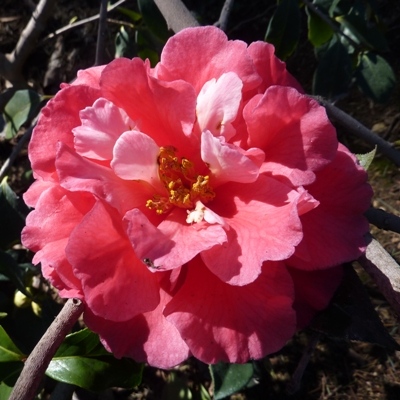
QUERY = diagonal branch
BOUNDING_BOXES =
[153,0,199,33]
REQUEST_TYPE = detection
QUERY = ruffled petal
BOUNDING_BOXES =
[73,98,135,161]
[66,201,160,322]
[29,85,100,180]
[288,145,372,270]
[124,208,227,270]
[68,65,106,88]
[201,130,263,186]
[244,86,337,186]
[21,185,95,297]
[84,287,190,368]
[155,26,261,94]
[164,258,296,364]
[196,72,243,141]
[202,175,303,285]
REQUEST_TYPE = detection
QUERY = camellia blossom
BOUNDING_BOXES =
[22,26,372,368]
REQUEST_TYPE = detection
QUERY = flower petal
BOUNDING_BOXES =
[164,258,296,364]
[73,98,135,161]
[202,175,303,285]
[84,287,190,368]
[244,86,337,186]
[66,200,160,322]
[155,26,261,94]
[196,72,243,140]
[201,130,263,186]
[288,145,372,270]
[124,208,227,270]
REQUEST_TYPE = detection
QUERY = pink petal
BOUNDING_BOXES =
[288,145,372,270]
[287,265,343,328]
[244,86,337,186]
[155,26,261,94]
[100,57,197,149]
[201,175,303,285]
[29,85,100,180]
[21,185,95,296]
[73,98,135,161]
[111,130,161,189]
[66,201,160,322]
[84,287,190,368]
[164,258,296,364]
[247,41,303,95]
[69,65,106,88]
[196,72,243,140]
[201,130,262,185]
[56,143,155,216]
[124,208,227,270]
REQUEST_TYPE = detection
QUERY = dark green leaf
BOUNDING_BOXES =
[0,178,29,249]
[265,0,300,60]
[117,6,142,22]
[311,265,400,351]
[306,7,334,47]
[46,329,143,391]
[313,35,352,99]
[1,90,41,139]
[0,327,25,374]
[337,7,389,51]
[355,52,396,103]
[313,0,341,16]
[138,0,170,41]
[0,382,13,399]
[356,146,376,170]
[0,252,29,295]
[138,49,159,67]
[0,362,24,386]
[210,362,254,400]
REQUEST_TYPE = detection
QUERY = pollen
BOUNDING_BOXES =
[146,146,215,214]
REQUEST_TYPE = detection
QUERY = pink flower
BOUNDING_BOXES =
[21,26,372,368]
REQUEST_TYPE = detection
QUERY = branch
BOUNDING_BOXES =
[314,97,400,167]
[358,235,400,318]
[4,0,57,85]
[95,0,109,66]
[153,0,199,33]
[216,0,235,32]
[365,207,400,234]
[9,299,84,400]
[41,0,128,43]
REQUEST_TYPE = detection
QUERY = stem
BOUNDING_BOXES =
[153,0,199,33]
[365,207,400,234]
[95,0,109,66]
[217,0,235,32]
[9,299,84,400]
[314,96,400,167]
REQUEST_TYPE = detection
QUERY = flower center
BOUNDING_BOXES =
[146,146,215,214]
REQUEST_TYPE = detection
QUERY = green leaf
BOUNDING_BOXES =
[138,0,170,41]
[336,7,389,51]
[0,362,24,386]
[115,26,135,58]
[306,6,334,47]
[313,35,353,99]
[1,90,41,139]
[355,52,396,103]
[311,265,400,351]
[46,329,143,391]
[265,0,300,60]
[0,252,30,295]
[0,382,13,400]
[117,6,142,22]
[210,362,254,400]
[356,146,376,170]
[0,177,29,249]
[0,326,25,362]
[313,0,341,16]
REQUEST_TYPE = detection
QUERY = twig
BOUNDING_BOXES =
[216,0,235,32]
[41,0,128,43]
[313,96,400,167]
[286,332,320,394]
[358,234,400,318]
[9,298,84,400]
[153,0,199,33]
[302,0,359,49]
[95,0,109,66]
[366,207,400,234]
[5,0,57,85]
[0,124,35,181]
